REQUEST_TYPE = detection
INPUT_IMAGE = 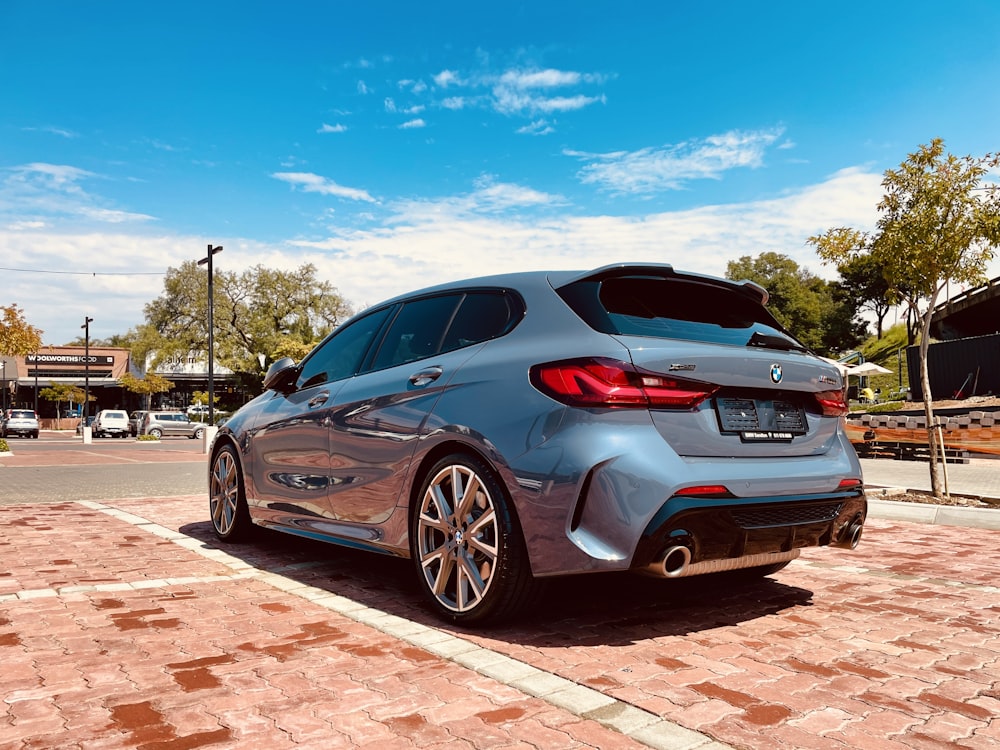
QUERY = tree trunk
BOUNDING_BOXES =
[917,301,946,500]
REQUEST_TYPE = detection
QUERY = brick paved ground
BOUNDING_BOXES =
[2,493,997,749]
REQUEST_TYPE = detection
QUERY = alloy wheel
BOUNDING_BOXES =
[210,449,241,536]
[416,463,499,614]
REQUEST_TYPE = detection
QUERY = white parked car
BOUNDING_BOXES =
[92,409,130,438]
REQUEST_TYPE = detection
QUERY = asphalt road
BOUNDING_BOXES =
[0,435,207,504]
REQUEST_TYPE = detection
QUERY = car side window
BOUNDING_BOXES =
[440,292,517,352]
[296,306,393,390]
[370,294,462,371]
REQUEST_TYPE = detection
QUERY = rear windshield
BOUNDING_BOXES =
[558,276,805,348]
[10,410,36,419]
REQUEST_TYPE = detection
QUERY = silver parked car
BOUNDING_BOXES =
[141,411,207,439]
[208,264,865,625]
[2,409,40,439]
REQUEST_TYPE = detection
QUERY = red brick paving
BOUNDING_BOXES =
[2,494,999,749]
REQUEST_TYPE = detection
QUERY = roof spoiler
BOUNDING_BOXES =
[555,264,769,305]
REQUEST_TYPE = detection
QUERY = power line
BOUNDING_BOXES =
[0,266,164,277]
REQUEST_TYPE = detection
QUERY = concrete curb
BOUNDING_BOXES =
[867,497,1000,530]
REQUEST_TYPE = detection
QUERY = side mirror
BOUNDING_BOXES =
[263,357,298,392]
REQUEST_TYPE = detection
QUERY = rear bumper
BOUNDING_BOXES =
[630,489,867,574]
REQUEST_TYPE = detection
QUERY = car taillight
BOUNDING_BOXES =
[674,484,733,498]
[815,389,849,417]
[530,357,719,409]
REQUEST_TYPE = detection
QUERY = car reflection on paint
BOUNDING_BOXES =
[207,264,866,625]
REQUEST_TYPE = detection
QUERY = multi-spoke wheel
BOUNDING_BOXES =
[411,453,534,625]
[209,444,253,541]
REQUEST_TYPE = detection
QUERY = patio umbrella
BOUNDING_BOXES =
[848,361,892,376]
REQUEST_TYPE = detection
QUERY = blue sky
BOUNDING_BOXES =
[3,1,1000,346]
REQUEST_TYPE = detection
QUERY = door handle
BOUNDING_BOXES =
[308,392,330,408]
[409,366,444,387]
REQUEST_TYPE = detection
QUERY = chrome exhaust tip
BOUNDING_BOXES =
[643,544,692,578]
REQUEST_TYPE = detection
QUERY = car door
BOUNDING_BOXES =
[249,306,394,525]
[324,291,517,525]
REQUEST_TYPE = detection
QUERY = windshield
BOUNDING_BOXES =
[10,411,36,419]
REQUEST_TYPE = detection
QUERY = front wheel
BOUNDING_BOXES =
[411,453,535,625]
[209,444,254,541]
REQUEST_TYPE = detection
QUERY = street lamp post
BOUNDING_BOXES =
[81,317,93,421]
[197,245,223,424]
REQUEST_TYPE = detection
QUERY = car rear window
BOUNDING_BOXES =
[10,410,36,419]
[558,276,803,348]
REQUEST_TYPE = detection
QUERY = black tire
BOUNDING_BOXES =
[410,453,535,626]
[209,444,254,542]
[149,428,162,439]
[32,432,39,439]
[193,427,205,440]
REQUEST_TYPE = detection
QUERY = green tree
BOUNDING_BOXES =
[1,304,44,356]
[809,139,1000,499]
[143,262,352,374]
[119,372,174,410]
[835,254,897,339]
[39,383,93,417]
[725,252,865,356]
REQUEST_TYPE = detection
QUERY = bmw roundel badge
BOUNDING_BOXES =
[770,363,782,384]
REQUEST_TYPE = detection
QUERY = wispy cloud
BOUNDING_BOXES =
[23,125,78,139]
[271,172,377,203]
[517,119,555,136]
[566,127,787,194]
[399,118,426,129]
[317,123,347,133]
[427,65,607,124]
[0,163,155,224]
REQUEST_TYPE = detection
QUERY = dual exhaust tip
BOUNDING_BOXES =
[644,518,864,579]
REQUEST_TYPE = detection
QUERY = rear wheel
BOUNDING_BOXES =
[411,453,535,625]
[193,427,205,440]
[209,444,254,541]
[149,427,162,439]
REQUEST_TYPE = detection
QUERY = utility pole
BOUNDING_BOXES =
[197,245,223,424]
[81,317,93,420]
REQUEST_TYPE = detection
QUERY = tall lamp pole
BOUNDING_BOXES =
[197,245,223,424]
[81,317,93,421]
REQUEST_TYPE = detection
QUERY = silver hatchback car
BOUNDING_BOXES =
[209,264,865,625]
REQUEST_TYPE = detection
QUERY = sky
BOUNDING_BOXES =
[3,1,1000,347]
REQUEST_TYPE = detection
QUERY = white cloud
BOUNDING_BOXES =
[0,163,155,224]
[566,127,787,193]
[18,166,990,350]
[271,172,377,202]
[317,123,348,133]
[517,120,555,136]
[399,118,426,129]
[384,98,397,113]
[433,70,461,88]
[441,96,466,110]
[357,80,371,95]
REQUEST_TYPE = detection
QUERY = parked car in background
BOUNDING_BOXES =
[93,409,130,438]
[141,411,207,439]
[1,409,40,439]
[207,263,866,625]
[76,415,96,435]
[129,410,148,437]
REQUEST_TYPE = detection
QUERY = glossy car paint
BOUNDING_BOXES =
[212,265,864,601]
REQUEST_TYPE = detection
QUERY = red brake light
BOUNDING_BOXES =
[815,389,849,417]
[838,478,862,489]
[530,358,719,409]
[674,485,732,497]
